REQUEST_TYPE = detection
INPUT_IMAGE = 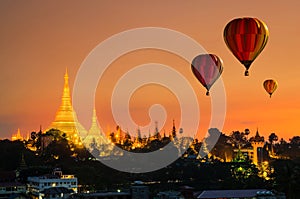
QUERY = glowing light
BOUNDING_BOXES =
[237,167,243,172]
[47,69,86,146]
[11,128,24,141]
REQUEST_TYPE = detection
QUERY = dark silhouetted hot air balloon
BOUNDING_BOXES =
[224,17,269,76]
[263,79,278,98]
[191,54,223,96]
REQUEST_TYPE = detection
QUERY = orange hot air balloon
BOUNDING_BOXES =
[224,17,269,76]
[191,54,223,96]
[263,79,278,98]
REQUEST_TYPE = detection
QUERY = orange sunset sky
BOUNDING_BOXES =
[0,1,299,141]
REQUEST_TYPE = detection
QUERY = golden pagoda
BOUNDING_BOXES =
[82,108,109,150]
[11,128,24,141]
[48,69,86,145]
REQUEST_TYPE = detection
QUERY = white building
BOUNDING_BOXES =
[0,182,27,199]
[27,169,77,199]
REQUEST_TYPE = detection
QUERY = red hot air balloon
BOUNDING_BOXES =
[263,79,278,98]
[224,17,269,76]
[191,54,223,96]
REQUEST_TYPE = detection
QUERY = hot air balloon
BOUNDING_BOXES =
[263,79,278,98]
[191,54,223,96]
[224,17,269,76]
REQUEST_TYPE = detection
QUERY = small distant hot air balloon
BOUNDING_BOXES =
[224,17,269,76]
[191,54,223,96]
[263,79,278,98]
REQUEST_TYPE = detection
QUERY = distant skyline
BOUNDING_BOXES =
[1,1,300,140]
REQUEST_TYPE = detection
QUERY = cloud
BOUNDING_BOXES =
[239,120,257,125]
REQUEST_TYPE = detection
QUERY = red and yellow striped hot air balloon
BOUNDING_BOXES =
[191,54,223,96]
[224,17,269,76]
[263,79,278,98]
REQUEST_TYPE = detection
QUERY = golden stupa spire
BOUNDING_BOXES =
[61,68,72,110]
[89,108,100,136]
[11,128,23,141]
[48,68,87,145]
[55,68,73,121]
[82,108,109,151]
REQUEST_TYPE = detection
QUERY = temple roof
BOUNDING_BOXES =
[249,129,264,143]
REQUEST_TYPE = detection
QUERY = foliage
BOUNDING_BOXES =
[0,128,299,197]
[271,159,300,198]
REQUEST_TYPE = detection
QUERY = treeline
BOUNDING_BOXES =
[0,128,299,198]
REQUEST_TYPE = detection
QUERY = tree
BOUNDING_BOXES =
[230,130,248,147]
[289,136,300,158]
[290,136,300,146]
[271,160,300,198]
[269,133,278,144]
[269,133,278,155]
[109,132,116,143]
[43,138,72,163]
[45,128,66,141]
[137,128,142,142]
[31,131,37,140]
[279,138,287,145]
[244,129,250,136]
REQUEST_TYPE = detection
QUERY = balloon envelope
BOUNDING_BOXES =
[191,54,223,96]
[263,79,278,97]
[224,17,269,76]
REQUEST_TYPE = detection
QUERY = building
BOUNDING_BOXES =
[47,69,87,146]
[249,129,265,165]
[231,129,265,165]
[233,147,253,162]
[156,191,183,199]
[27,169,77,199]
[196,189,284,199]
[69,192,131,199]
[0,182,27,199]
[40,187,74,199]
[0,171,27,199]
[131,184,149,199]
[70,183,149,199]
[179,186,194,199]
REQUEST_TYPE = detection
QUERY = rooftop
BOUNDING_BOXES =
[197,189,274,198]
[28,174,76,180]
[78,192,130,197]
[0,182,25,187]
[41,187,74,194]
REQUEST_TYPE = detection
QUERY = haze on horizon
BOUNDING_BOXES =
[0,1,300,141]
